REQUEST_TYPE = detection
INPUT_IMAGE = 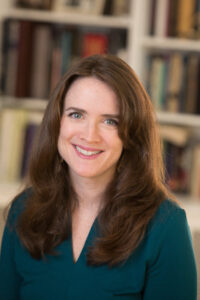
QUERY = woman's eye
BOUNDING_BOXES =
[68,112,82,119]
[104,119,118,126]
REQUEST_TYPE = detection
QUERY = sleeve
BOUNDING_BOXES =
[143,208,197,300]
[0,223,21,300]
[0,195,26,300]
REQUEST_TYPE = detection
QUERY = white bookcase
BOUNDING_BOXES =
[0,1,199,295]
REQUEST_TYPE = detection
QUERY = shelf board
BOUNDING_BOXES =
[156,111,200,127]
[5,8,130,29]
[0,96,48,111]
[141,36,200,52]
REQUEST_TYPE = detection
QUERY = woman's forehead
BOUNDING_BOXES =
[63,77,120,113]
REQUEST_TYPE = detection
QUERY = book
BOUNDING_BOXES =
[0,109,28,182]
[7,110,28,181]
[0,109,43,182]
[3,20,20,96]
[108,29,126,55]
[154,0,169,37]
[148,56,166,111]
[166,0,179,36]
[30,24,52,99]
[15,0,54,9]
[166,53,184,112]
[1,19,10,94]
[50,26,63,92]
[20,112,42,177]
[178,55,189,113]
[111,0,130,16]
[82,33,108,57]
[87,0,106,15]
[190,144,200,197]
[61,30,72,75]
[195,59,200,114]
[194,0,200,38]
[163,141,188,193]
[184,55,200,114]
[50,26,73,92]
[176,0,196,38]
[15,21,34,98]
[149,0,157,35]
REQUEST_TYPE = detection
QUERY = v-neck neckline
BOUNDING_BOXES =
[70,216,98,265]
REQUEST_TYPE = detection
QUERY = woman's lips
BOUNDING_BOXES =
[72,144,104,159]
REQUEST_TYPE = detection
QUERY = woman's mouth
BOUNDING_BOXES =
[73,144,103,158]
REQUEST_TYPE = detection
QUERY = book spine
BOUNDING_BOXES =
[82,33,108,57]
[15,21,34,98]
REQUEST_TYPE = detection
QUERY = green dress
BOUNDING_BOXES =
[0,190,197,300]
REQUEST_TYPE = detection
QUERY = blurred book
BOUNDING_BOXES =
[30,24,52,99]
[15,20,34,98]
[0,109,27,182]
[176,0,196,38]
[3,20,20,96]
[154,0,169,37]
[190,144,200,198]
[15,0,54,9]
[0,109,42,182]
[20,113,42,177]
[82,33,108,57]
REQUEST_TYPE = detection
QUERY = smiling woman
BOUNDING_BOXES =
[0,54,197,300]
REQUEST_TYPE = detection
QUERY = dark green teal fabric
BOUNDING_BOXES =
[0,190,197,299]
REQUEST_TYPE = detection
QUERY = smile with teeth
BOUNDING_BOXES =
[75,145,102,156]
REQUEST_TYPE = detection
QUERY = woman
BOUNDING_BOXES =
[0,54,197,299]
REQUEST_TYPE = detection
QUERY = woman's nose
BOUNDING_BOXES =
[80,121,101,143]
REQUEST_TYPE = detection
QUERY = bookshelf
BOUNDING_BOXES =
[0,0,200,202]
[0,1,199,296]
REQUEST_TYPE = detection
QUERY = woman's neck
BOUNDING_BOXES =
[69,172,113,213]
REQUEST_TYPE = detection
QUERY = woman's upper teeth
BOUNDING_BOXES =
[76,146,101,156]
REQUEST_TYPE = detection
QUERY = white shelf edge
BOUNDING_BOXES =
[156,111,200,127]
[5,8,131,29]
[0,96,48,111]
[141,36,200,52]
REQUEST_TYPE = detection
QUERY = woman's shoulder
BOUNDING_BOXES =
[156,198,185,220]
[147,198,187,237]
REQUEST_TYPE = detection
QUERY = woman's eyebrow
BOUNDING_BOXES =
[64,107,119,118]
[102,114,120,119]
[64,107,86,113]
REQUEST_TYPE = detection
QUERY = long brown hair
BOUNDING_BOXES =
[15,54,171,266]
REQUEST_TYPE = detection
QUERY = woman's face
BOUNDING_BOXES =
[57,76,123,183]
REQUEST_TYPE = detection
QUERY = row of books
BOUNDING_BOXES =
[160,125,200,198]
[149,0,200,39]
[14,0,130,16]
[0,109,42,182]
[1,19,126,99]
[146,53,200,114]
